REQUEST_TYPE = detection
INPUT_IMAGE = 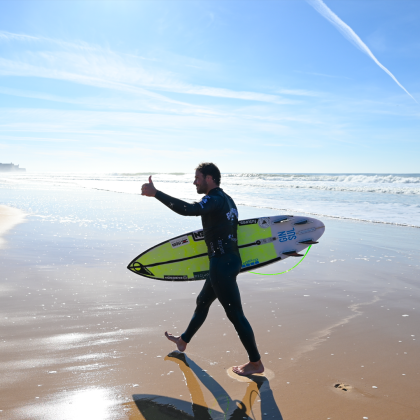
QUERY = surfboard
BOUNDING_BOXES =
[127,215,325,281]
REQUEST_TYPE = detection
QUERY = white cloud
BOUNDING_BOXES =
[276,88,322,97]
[36,150,90,158]
[92,146,244,159]
[155,84,295,104]
[0,31,39,42]
[0,135,78,143]
[0,30,109,54]
[0,31,293,105]
[306,0,417,103]
[0,57,190,108]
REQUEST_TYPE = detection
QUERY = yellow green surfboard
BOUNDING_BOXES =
[127,215,325,281]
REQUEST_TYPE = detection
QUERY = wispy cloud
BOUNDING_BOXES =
[0,30,108,54]
[0,107,325,151]
[92,146,245,159]
[276,88,322,97]
[156,84,294,104]
[35,150,90,158]
[0,57,191,108]
[0,31,38,42]
[306,0,417,103]
[0,31,293,106]
[0,86,318,128]
[0,135,78,143]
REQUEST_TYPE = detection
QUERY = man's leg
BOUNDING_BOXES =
[165,277,217,351]
[210,253,264,375]
[181,278,217,342]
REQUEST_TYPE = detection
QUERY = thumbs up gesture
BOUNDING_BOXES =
[141,175,157,197]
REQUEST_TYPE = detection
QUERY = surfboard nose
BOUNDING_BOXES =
[127,261,154,276]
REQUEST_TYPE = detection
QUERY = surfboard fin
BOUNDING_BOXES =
[283,251,304,257]
[273,217,291,224]
[299,240,319,244]
[294,219,308,225]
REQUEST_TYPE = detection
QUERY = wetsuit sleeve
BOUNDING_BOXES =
[155,190,222,216]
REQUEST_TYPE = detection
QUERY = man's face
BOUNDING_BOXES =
[193,170,208,194]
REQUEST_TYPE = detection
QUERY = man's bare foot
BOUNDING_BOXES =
[232,360,264,376]
[164,331,187,352]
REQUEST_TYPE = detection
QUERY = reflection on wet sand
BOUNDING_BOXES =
[131,351,282,419]
[0,205,26,249]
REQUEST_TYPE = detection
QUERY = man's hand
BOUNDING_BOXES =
[141,176,157,197]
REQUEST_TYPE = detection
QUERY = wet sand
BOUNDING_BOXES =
[0,205,26,249]
[0,200,419,420]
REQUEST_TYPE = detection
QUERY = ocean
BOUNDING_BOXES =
[1,172,419,228]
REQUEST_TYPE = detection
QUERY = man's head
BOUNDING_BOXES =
[193,162,221,195]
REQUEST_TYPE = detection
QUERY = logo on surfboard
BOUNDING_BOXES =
[170,236,190,248]
[192,230,205,241]
[164,275,188,280]
[239,218,258,226]
[277,227,297,242]
[258,217,270,228]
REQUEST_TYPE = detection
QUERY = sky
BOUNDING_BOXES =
[0,0,419,173]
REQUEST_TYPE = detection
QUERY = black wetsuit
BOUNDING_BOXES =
[155,187,261,362]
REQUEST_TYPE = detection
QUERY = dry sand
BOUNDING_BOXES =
[0,204,419,420]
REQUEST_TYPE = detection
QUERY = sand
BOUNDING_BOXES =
[0,205,26,249]
[0,201,419,420]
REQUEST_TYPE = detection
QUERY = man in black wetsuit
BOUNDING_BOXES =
[141,163,264,376]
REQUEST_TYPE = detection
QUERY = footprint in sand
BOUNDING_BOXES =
[334,383,352,392]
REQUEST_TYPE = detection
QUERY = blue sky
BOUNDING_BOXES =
[0,0,419,173]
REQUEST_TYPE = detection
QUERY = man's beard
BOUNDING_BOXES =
[196,180,208,194]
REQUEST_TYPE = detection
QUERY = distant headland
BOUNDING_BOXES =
[0,163,26,172]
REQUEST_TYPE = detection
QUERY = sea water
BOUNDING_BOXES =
[0,172,419,228]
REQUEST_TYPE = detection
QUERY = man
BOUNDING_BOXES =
[141,162,264,376]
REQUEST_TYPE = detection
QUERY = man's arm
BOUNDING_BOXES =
[141,176,220,216]
[155,190,204,216]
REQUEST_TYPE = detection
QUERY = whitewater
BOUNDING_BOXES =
[1,172,419,228]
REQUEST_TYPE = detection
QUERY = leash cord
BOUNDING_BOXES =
[249,245,312,276]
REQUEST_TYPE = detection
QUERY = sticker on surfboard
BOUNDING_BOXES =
[258,217,271,228]
[170,236,190,249]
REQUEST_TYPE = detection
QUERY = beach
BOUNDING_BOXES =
[0,205,26,249]
[1,177,419,420]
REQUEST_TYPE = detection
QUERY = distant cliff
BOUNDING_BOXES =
[0,163,26,172]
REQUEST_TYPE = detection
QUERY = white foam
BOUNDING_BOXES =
[1,172,419,227]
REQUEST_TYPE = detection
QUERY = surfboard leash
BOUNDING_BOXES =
[249,245,312,276]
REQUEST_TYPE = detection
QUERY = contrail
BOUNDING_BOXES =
[306,0,417,103]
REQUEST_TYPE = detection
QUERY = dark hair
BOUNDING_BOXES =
[196,162,221,186]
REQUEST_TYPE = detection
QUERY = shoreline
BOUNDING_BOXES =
[236,202,420,229]
[0,205,26,248]
[78,187,420,228]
